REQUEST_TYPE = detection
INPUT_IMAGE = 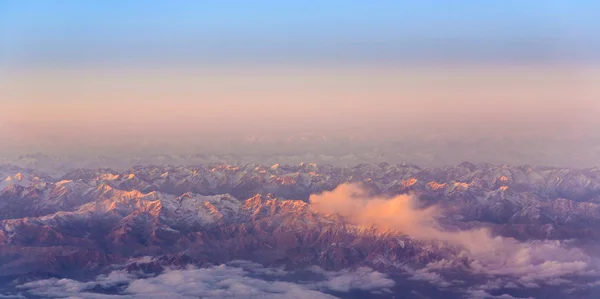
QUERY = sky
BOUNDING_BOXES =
[1,1,600,163]
[2,1,600,67]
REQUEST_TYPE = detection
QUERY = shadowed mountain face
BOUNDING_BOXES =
[1,162,600,298]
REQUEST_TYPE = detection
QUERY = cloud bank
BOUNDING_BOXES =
[310,184,509,254]
[310,184,600,295]
[7,262,393,299]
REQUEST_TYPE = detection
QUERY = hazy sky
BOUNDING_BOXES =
[2,66,599,130]
[1,1,600,162]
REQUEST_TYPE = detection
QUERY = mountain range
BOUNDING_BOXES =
[1,161,600,298]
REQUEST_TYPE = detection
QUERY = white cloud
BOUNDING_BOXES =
[467,289,534,299]
[13,263,394,299]
[308,266,395,293]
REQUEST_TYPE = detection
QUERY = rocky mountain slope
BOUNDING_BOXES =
[1,162,600,298]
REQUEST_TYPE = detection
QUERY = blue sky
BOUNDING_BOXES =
[1,1,599,67]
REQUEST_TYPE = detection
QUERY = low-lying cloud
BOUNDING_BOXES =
[6,262,393,299]
[310,183,501,253]
[310,184,600,295]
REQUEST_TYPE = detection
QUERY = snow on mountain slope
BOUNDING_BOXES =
[2,162,600,298]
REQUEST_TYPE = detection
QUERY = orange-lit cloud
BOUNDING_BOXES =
[309,184,599,284]
[309,183,494,254]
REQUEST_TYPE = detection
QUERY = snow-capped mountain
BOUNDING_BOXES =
[1,162,600,298]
